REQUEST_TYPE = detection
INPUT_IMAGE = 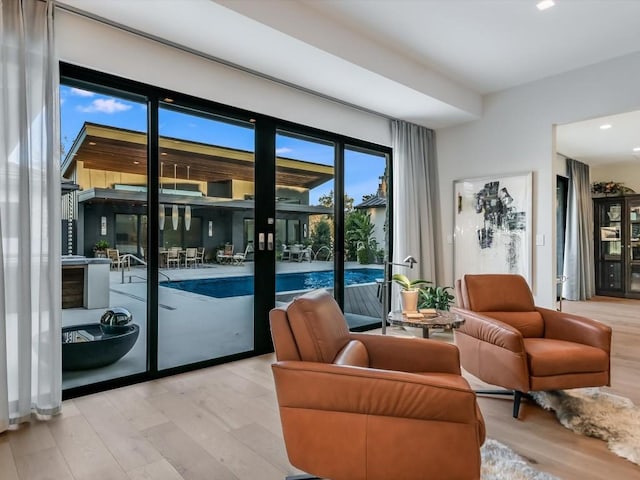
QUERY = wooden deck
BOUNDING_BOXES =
[275,283,381,326]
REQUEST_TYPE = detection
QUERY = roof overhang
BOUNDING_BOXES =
[63,123,334,190]
[78,187,331,215]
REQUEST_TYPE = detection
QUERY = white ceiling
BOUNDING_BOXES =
[557,110,640,166]
[56,0,640,163]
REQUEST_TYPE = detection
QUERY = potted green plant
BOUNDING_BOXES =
[93,240,110,258]
[419,285,455,311]
[392,274,430,312]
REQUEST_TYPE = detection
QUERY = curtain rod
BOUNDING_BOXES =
[53,2,399,124]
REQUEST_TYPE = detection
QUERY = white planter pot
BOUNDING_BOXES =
[400,289,419,313]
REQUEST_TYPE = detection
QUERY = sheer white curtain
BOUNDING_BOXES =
[0,0,61,431]
[562,158,594,300]
[391,120,439,306]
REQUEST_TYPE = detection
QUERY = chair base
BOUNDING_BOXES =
[474,389,530,418]
[286,475,323,480]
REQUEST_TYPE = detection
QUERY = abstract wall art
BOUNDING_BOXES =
[453,172,533,283]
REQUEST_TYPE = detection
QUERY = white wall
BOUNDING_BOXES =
[55,10,391,146]
[591,161,640,194]
[437,52,640,307]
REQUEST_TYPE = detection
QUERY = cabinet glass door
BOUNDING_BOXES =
[627,200,640,293]
[597,200,623,292]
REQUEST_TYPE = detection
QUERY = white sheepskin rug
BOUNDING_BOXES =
[531,388,640,465]
[481,439,559,480]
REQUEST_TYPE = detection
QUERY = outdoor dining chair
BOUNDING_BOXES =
[166,247,181,268]
[106,248,130,271]
[184,247,198,268]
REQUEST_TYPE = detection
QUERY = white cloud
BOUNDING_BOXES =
[78,98,132,114]
[276,147,293,155]
[70,87,95,97]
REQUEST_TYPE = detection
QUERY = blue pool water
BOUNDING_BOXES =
[163,268,382,298]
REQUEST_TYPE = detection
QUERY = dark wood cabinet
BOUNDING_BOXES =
[594,195,640,298]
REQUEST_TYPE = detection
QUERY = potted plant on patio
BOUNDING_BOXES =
[93,240,110,258]
[392,273,430,313]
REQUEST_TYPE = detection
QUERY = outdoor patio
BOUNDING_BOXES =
[61,260,383,389]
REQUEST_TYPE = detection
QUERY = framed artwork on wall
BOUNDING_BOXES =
[453,171,533,284]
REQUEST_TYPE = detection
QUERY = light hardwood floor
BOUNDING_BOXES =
[1,296,638,480]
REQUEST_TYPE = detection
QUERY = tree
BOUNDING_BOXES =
[317,190,355,214]
[345,210,375,263]
[310,218,332,260]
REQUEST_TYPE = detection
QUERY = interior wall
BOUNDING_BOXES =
[437,52,640,307]
[591,162,640,194]
[55,10,391,147]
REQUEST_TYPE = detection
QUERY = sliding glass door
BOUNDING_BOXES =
[157,102,256,370]
[60,80,148,390]
[60,63,392,396]
[274,131,336,308]
[343,147,389,329]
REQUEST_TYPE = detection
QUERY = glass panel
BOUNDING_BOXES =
[600,201,623,260]
[629,202,640,262]
[60,82,148,389]
[629,264,640,292]
[275,131,335,307]
[343,147,388,328]
[158,104,255,370]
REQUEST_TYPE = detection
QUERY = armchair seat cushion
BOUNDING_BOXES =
[524,338,609,376]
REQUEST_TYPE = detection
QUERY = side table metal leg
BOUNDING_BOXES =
[422,328,429,339]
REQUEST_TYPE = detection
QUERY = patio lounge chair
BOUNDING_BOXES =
[232,242,253,265]
[281,244,290,261]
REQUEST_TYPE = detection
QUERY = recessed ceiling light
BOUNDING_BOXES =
[163,97,174,103]
[161,152,167,156]
[133,161,140,165]
[88,141,97,145]
[600,124,612,130]
[633,147,640,152]
[536,0,555,11]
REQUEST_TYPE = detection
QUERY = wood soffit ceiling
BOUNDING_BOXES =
[69,124,334,190]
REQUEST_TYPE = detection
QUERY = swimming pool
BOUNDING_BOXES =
[163,268,382,298]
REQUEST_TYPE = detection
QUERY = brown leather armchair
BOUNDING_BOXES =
[270,289,485,480]
[453,274,612,418]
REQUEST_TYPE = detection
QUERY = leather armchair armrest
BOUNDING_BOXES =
[537,307,612,352]
[451,307,525,353]
[272,361,481,425]
[349,333,461,374]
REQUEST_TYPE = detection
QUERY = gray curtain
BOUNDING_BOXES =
[562,158,594,300]
[391,121,439,306]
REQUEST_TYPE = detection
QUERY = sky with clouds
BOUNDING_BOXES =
[60,85,385,205]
